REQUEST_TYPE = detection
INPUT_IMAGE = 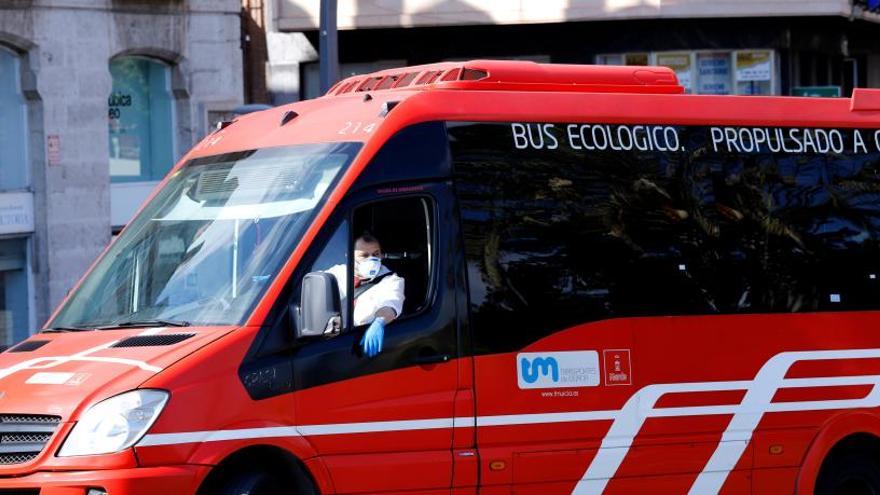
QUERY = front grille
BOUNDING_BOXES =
[3,434,51,445]
[0,453,37,465]
[0,415,60,465]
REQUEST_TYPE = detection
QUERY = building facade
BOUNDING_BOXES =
[0,0,244,343]
[261,0,880,102]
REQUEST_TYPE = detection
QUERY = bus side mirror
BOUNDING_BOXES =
[297,272,342,338]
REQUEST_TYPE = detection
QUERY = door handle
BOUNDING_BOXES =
[410,352,451,365]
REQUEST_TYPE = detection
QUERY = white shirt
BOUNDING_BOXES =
[326,264,405,326]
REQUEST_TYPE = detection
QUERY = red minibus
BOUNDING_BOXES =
[0,60,879,495]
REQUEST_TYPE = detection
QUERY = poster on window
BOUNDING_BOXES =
[736,50,772,82]
[656,53,693,93]
[697,53,732,95]
[624,53,649,66]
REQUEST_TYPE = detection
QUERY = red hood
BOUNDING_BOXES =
[0,327,235,420]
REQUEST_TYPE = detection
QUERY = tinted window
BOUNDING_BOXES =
[451,122,880,353]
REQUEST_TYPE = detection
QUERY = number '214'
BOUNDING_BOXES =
[338,121,377,135]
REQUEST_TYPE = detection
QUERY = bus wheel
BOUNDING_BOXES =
[816,454,880,495]
[214,470,285,495]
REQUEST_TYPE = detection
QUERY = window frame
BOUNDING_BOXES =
[346,193,438,330]
[278,189,441,346]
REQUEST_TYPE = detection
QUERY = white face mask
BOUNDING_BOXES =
[355,256,382,280]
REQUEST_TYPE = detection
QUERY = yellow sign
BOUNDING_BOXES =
[736,51,772,82]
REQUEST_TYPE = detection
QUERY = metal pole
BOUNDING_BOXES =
[319,0,339,94]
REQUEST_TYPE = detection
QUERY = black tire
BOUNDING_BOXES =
[213,470,287,495]
[816,454,880,495]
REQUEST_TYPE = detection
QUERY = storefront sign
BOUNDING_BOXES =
[656,53,693,92]
[697,53,732,95]
[0,192,34,235]
[624,53,649,66]
[793,86,842,98]
[736,50,772,82]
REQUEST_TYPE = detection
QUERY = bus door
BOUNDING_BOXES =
[290,183,463,494]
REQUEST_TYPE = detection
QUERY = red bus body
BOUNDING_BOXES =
[0,60,879,494]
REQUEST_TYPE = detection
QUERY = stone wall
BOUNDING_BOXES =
[0,0,243,327]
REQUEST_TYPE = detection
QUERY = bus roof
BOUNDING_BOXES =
[325,60,684,96]
[186,60,880,161]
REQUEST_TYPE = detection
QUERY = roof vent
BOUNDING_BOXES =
[395,72,419,88]
[379,101,400,117]
[357,77,383,92]
[214,120,234,131]
[415,71,442,85]
[326,60,683,96]
[7,340,49,353]
[461,68,488,81]
[376,75,399,90]
[111,333,195,348]
[279,110,298,126]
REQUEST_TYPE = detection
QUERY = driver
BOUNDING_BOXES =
[326,233,405,357]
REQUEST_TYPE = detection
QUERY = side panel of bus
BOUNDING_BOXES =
[451,121,880,494]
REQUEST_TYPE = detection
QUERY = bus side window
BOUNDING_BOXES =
[451,122,880,355]
[451,122,716,354]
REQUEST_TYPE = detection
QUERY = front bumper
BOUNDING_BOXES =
[0,465,210,494]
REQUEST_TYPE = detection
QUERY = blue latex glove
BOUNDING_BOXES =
[360,317,385,358]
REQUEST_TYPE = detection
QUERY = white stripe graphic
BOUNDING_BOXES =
[688,349,880,495]
[140,418,458,447]
[299,417,453,436]
[139,426,301,447]
[574,348,880,495]
[133,348,880,495]
[0,329,167,383]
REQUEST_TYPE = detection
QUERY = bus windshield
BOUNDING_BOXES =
[49,142,361,329]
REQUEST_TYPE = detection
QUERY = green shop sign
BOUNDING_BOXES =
[792,86,842,98]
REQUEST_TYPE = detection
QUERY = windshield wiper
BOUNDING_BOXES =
[94,319,192,330]
[42,326,91,333]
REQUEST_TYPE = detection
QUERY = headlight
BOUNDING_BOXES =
[58,389,169,457]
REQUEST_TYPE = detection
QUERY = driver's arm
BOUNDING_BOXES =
[375,306,397,323]
[372,276,405,324]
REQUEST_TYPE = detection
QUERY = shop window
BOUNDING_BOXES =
[696,51,733,95]
[108,56,175,182]
[0,46,28,190]
[0,239,30,345]
[596,49,776,96]
[734,50,774,95]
